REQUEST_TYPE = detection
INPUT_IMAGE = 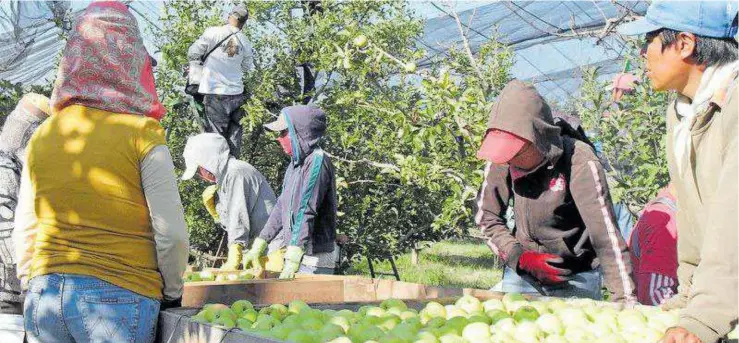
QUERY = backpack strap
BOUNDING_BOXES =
[201,31,239,63]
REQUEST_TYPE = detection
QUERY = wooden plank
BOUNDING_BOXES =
[183,279,345,307]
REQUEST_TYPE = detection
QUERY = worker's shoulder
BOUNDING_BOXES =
[227,159,266,180]
[564,136,599,166]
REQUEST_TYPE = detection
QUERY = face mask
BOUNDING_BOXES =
[277,131,293,156]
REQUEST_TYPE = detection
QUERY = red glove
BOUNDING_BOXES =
[518,251,572,285]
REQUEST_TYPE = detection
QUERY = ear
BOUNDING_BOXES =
[677,32,697,60]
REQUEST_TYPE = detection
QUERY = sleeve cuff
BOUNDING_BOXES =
[506,244,525,270]
[679,316,722,343]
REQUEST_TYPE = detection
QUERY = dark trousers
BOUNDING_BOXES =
[202,94,246,157]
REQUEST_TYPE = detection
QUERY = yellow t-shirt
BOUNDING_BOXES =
[26,105,166,300]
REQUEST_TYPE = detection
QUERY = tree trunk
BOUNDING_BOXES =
[411,247,420,265]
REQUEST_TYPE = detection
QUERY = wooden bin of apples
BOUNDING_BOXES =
[159,291,690,343]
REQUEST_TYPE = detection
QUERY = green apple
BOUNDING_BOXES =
[529,301,550,315]
[318,323,345,342]
[215,274,227,282]
[327,337,352,343]
[513,305,540,322]
[366,306,386,318]
[236,318,253,331]
[514,321,544,343]
[588,321,615,338]
[438,333,465,343]
[286,330,315,343]
[214,316,235,329]
[328,315,350,333]
[542,335,568,343]
[425,317,446,329]
[202,303,229,322]
[403,317,423,332]
[188,273,202,282]
[564,325,596,343]
[231,300,254,316]
[240,308,258,323]
[300,317,324,331]
[403,62,417,73]
[191,312,208,323]
[486,309,512,324]
[199,270,215,281]
[288,299,311,314]
[617,309,647,333]
[494,317,516,335]
[461,322,491,342]
[594,334,627,343]
[377,314,401,331]
[502,292,527,307]
[352,35,368,48]
[386,307,404,317]
[400,310,418,321]
[444,317,469,335]
[237,271,254,280]
[467,314,491,325]
[505,300,529,314]
[545,298,567,312]
[381,298,408,311]
[216,308,237,322]
[555,307,589,327]
[482,298,505,313]
[269,323,294,340]
[423,302,446,318]
[388,323,418,341]
[454,295,483,314]
[444,305,466,320]
[536,313,564,336]
[414,331,440,343]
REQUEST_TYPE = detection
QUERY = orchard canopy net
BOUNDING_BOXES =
[0,1,648,103]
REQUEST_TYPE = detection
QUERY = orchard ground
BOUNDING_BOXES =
[345,239,504,289]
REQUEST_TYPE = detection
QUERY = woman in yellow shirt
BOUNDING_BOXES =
[13,2,188,342]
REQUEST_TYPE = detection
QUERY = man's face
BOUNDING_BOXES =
[507,142,545,170]
[198,166,216,183]
[642,30,691,92]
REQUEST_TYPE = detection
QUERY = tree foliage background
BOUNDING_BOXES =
[0,0,672,268]
[154,0,514,263]
[574,53,671,214]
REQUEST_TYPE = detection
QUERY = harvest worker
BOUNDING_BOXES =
[627,185,678,306]
[13,2,189,342]
[181,133,277,270]
[0,94,50,315]
[618,1,738,342]
[187,5,253,157]
[476,80,636,302]
[242,105,338,278]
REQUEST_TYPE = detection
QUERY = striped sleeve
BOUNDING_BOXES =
[475,162,523,269]
[569,151,635,302]
[636,272,678,306]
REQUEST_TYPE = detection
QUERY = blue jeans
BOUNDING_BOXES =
[495,267,603,300]
[24,273,160,343]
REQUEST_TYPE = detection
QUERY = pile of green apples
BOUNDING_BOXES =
[191,294,681,343]
[184,270,256,283]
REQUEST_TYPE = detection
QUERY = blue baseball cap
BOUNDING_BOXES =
[618,0,738,38]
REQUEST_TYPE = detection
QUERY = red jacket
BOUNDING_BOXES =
[628,187,678,305]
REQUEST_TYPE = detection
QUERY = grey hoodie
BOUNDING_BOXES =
[259,105,337,254]
[184,134,276,245]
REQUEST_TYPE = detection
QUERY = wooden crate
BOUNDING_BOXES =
[182,274,503,308]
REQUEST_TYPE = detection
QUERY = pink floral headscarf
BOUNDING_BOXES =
[50,1,165,120]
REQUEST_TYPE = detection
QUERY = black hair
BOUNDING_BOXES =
[660,28,738,67]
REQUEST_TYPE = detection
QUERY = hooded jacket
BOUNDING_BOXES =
[183,133,276,245]
[662,66,738,343]
[0,94,49,305]
[259,105,337,254]
[475,80,635,301]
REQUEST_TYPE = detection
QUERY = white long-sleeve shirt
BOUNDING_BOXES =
[187,24,253,95]
[14,145,189,301]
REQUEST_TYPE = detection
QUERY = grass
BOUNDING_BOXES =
[345,238,504,290]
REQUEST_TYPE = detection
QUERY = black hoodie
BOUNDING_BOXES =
[475,80,635,301]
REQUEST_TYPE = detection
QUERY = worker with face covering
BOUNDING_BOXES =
[0,94,50,315]
[12,2,188,342]
[242,105,338,278]
[181,133,276,270]
[476,80,636,302]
